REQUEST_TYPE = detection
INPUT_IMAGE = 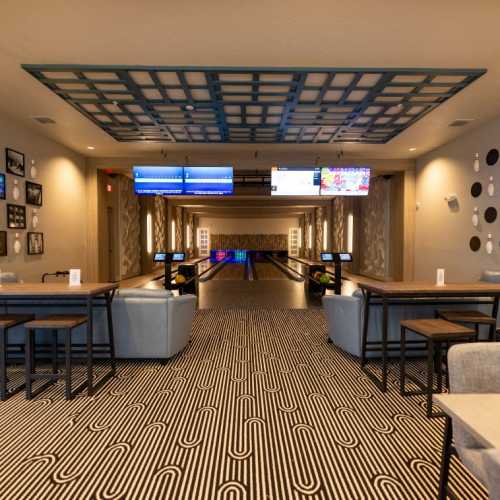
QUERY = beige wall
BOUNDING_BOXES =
[415,116,500,281]
[0,112,92,282]
[198,217,300,235]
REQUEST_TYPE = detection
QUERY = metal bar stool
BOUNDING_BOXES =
[24,315,88,400]
[400,319,475,418]
[0,315,34,400]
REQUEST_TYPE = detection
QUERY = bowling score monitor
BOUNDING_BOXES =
[153,252,185,263]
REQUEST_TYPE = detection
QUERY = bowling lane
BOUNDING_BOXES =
[254,262,289,280]
[211,263,246,280]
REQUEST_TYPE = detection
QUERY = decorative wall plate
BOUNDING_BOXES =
[487,148,499,166]
[470,236,481,252]
[471,182,482,197]
[485,206,498,223]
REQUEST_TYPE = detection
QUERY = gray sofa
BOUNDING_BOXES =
[322,288,493,358]
[5,287,197,360]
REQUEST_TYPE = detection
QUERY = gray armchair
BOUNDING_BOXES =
[483,449,500,500]
[439,343,500,497]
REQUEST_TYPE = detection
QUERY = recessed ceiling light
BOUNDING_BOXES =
[409,147,417,152]
[185,104,195,111]
[87,146,95,150]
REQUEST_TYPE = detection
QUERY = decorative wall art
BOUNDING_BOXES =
[0,231,6,257]
[31,209,39,229]
[12,179,20,201]
[13,233,21,255]
[471,182,482,197]
[473,152,480,172]
[25,181,42,206]
[485,207,497,223]
[486,233,494,254]
[7,204,26,229]
[488,176,495,197]
[30,160,37,179]
[472,207,479,227]
[0,173,5,200]
[27,232,43,255]
[5,148,25,177]
[470,236,481,252]
[486,148,499,166]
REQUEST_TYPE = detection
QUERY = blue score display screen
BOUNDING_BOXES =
[133,166,184,195]
[184,166,233,195]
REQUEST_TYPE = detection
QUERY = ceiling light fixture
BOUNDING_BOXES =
[409,147,417,152]
[87,146,95,150]
[185,104,195,111]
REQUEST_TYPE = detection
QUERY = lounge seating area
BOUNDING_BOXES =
[2,2,500,498]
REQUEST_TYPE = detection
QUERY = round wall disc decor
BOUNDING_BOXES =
[487,148,499,166]
[471,182,482,197]
[485,206,498,223]
[470,236,481,252]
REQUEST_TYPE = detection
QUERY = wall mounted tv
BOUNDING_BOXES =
[183,166,233,195]
[320,167,371,196]
[271,166,321,196]
[133,166,184,195]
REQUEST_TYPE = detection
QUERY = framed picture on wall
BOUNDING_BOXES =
[26,181,42,206]
[27,232,43,255]
[0,231,6,257]
[0,173,5,200]
[5,148,25,177]
[7,204,26,229]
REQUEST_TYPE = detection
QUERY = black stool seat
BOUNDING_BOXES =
[0,314,35,400]
[25,315,88,400]
[400,319,475,418]
[25,315,88,329]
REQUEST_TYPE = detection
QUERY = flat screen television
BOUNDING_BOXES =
[183,166,233,195]
[133,166,184,195]
[320,167,371,196]
[271,166,321,196]
[0,173,5,200]
[153,252,167,262]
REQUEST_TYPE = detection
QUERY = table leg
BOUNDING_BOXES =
[87,296,94,396]
[489,296,499,341]
[105,291,116,374]
[438,416,453,500]
[0,328,6,400]
[360,291,371,367]
[399,326,406,395]
[381,298,388,391]
[427,339,435,418]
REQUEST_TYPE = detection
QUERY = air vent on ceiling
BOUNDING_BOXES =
[449,118,475,127]
[32,116,56,125]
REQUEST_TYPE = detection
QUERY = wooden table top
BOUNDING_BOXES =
[357,280,500,297]
[0,282,119,296]
[435,394,500,449]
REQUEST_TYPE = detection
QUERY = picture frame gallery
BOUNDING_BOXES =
[5,148,25,177]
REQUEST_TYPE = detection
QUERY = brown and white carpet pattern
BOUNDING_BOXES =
[0,309,487,499]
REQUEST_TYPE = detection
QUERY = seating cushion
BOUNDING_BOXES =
[117,288,173,299]
[480,270,500,283]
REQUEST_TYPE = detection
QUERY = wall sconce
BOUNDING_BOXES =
[186,224,191,249]
[146,213,153,254]
[12,179,20,201]
[308,224,312,250]
[171,220,176,251]
[347,213,354,253]
[323,219,328,251]
[30,159,37,179]
[14,233,21,255]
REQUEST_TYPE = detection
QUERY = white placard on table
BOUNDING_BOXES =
[69,269,81,287]
[436,268,445,287]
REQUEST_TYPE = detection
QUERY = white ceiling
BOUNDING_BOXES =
[1,0,500,160]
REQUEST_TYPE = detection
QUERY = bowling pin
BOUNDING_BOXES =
[472,207,479,227]
[488,176,495,197]
[473,152,480,172]
[486,233,494,255]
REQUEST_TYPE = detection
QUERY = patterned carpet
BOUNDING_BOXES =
[0,309,486,500]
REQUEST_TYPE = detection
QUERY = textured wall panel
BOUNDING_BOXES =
[119,176,141,279]
[304,212,314,260]
[211,234,287,251]
[314,207,324,261]
[332,197,346,252]
[174,207,183,251]
[185,212,195,258]
[357,177,390,279]
[154,197,167,253]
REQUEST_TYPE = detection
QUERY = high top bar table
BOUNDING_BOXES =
[0,282,118,396]
[357,280,500,392]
